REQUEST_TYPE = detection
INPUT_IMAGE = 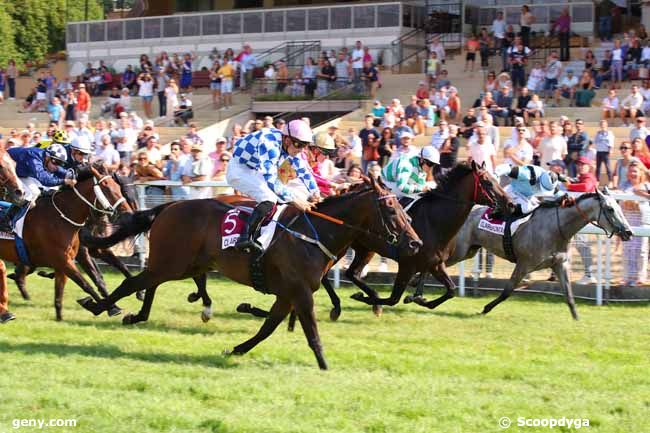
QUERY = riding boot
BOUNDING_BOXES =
[0,202,26,233]
[235,201,275,253]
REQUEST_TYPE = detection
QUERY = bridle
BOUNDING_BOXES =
[556,194,619,240]
[52,175,127,227]
[426,169,498,207]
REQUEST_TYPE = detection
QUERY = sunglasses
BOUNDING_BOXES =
[221,158,231,162]
[290,138,310,148]
[138,157,148,161]
[620,146,630,150]
[422,160,435,167]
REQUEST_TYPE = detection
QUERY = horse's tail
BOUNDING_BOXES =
[79,202,174,249]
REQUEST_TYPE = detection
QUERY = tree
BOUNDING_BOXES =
[0,2,20,65]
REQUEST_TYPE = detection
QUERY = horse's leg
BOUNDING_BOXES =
[122,285,159,325]
[552,260,579,320]
[191,273,213,323]
[231,296,292,355]
[293,289,328,370]
[481,264,528,316]
[347,249,383,315]
[404,272,427,304]
[61,259,122,318]
[321,274,342,321]
[76,246,110,298]
[90,248,133,278]
[53,271,67,321]
[79,270,159,316]
[287,309,297,332]
[235,303,271,318]
[356,264,416,307]
[9,263,31,301]
[0,260,15,323]
[413,264,456,309]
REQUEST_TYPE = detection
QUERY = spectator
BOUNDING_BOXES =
[484,71,498,93]
[460,107,477,139]
[137,71,154,119]
[378,127,394,166]
[490,86,512,126]
[415,81,429,101]
[115,87,131,118]
[6,59,16,100]
[619,160,650,285]
[404,96,419,127]
[362,61,379,98]
[598,0,614,42]
[436,69,451,90]
[345,127,363,160]
[163,140,191,199]
[524,93,544,125]
[601,88,619,121]
[129,111,144,131]
[620,85,644,126]
[238,44,256,91]
[612,141,635,189]
[218,60,234,110]
[519,5,534,48]
[334,52,351,89]
[539,121,567,167]
[594,119,614,185]
[503,127,533,166]
[496,72,512,96]
[417,98,436,133]
[429,35,446,64]
[180,52,195,93]
[316,58,335,97]
[464,34,479,73]
[447,88,461,122]
[276,61,289,94]
[512,86,531,122]
[584,50,597,76]
[566,119,590,177]
[101,87,120,116]
[183,145,212,199]
[632,137,650,168]
[429,119,449,151]
[381,107,396,129]
[612,39,624,88]
[48,97,64,127]
[93,120,109,148]
[302,57,317,98]
[630,116,649,142]
[526,62,545,94]
[351,41,364,93]
[76,83,91,117]
[468,126,496,174]
[543,51,562,104]
[371,100,386,127]
[389,98,405,118]
[491,11,507,69]
[554,69,578,107]
[116,116,137,163]
[478,28,491,70]
[425,52,440,87]
[94,134,121,173]
[209,61,221,110]
[575,71,596,107]
[595,50,613,88]
[552,7,572,61]
[440,124,460,171]
[359,115,380,172]
[121,65,136,93]
[508,38,530,95]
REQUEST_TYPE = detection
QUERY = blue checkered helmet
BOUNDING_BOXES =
[45,143,68,164]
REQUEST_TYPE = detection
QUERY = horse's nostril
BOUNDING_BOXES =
[409,240,423,250]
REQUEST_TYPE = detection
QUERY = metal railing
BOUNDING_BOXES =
[254,41,322,70]
[390,28,428,73]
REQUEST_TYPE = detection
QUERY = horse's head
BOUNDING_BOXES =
[367,175,422,256]
[470,161,515,214]
[582,188,633,241]
[75,163,134,218]
[0,147,26,205]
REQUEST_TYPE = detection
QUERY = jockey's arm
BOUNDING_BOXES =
[260,155,294,202]
[396,159,425,195]
[291,156,320,198]
[28,158,66,187]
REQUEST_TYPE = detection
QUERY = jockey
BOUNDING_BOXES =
[382,144,440,204]
[304,132,349,197]
[226,119,320,253]
[65,135,93,168]
[495,163,564,215]
[0,144,76,231]
[36,129,70,149]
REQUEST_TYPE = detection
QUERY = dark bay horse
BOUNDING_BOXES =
[9,173,139,303]
[339,162,514,312]
[0,146,27,323]
[0,163,132,321]
[78,177,421,369]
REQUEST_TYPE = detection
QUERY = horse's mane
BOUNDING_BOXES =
[574,192,599,204]
[74,162,108,182]
[421,162,474,199]
[316,183,373,208]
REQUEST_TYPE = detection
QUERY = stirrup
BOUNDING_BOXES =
[235,238,262,253]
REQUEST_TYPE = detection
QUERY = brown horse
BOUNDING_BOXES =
[9,173,139,303]
[78,177,421,369]
[0,146,27,322]
[0,163,132,322]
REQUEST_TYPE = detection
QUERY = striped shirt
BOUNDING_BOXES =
[382,155,426,195]
[232,128,318,201]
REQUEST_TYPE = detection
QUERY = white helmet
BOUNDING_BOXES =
[419,146,440,165]
[70,136,92,154]
[282,119,313,144]
[45,143,68,164]
[312,132,335,150]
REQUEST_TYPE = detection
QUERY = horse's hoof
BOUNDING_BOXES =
[136,290,145,302]
[403,295,415,304]
[329,307,341,321]
[236,303,252,313]
[107,305,123,317]
[0,311,15,323]
[77,297,98,314]
[19,292,30,301]
[201,307,212,323]
[37,271,55,279]
[350,292,367,303]
[122,313,137,325]
[372,304,383,317]
[187,292,201,303]
[412,296,428,307]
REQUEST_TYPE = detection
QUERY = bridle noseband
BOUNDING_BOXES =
[52,175,126,227]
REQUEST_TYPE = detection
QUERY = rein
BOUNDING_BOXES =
[51,175,124,227]
[556,195,615,241]
[423,170,495,207]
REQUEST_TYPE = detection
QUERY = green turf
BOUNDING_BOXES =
[0,273,649,433]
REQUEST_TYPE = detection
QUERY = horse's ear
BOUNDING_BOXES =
[602,186,610,196]
[368,174,379,191]
[480,161,486,170]
[470,160,478,171]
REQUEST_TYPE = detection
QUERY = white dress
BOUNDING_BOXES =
[165,86,178,119]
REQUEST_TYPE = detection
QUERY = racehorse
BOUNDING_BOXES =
[77,177,421,369]
[9,173,139,303]
[0,163,132,321]
[214,162,514,324]
[0,146,28,322]
[406,189,633,320]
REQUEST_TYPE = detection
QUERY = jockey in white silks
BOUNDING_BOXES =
[226,119,320,253]
[495,163,563,216]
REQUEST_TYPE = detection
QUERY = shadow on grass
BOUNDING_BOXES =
[0,340,236,369]
[65,318,254,336]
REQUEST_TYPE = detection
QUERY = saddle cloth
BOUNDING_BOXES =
[478,208,532,236]
[220,205,287,250]
[0,201,30,240]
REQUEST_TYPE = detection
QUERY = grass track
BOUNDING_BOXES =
[1,273,649,433]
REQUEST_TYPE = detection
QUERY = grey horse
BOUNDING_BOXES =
[405,189,633,320]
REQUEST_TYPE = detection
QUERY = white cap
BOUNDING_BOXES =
[400,132,415,140]
[420,146,440,164]
[70,135,92,154]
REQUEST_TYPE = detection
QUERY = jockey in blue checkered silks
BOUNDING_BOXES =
[226,118,320,253]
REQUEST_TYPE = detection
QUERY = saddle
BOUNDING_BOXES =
[478,208,532,263]
[0,201,32,266]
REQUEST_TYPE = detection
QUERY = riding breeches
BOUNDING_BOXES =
[19,177,45,202]
[504,184,539,214]
[225,160,278,204]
